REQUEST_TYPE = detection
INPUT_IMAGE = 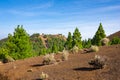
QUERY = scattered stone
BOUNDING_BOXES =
[27,69,33,72]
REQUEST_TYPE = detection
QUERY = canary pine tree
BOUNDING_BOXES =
[92,23,106,46]
[6,25,33,59]
[65,32,73,50]
[72,27,82,49]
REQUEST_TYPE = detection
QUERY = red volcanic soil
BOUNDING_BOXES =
[0,44,120,80]
[108,31,120,40]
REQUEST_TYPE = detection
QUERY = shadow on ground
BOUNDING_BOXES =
[73,67,98,71]
[32,78,43,80]
[31,64,44,67]
[35,79,42,80]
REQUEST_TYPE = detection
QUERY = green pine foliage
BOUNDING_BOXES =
[0,23,119,61]
[47,36,65,53]
[0,46,9,61]
[4,25,33,60]
[64,28,83,50]
[82,38,92,48]
[92,23,106,46]
[30,34,65,55]
[111,37,120,45]
[65,32,73,50]
[30,33,46,56]
[72,27,83,49]
[52,43,58,53]
[0,38,7,48]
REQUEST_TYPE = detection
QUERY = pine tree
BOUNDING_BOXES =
[72,27,82,49]
[52,43,58,53]
[65,32,73,50]
[92,23,106,46]
[5,25,33,59]
[82,38,92,48]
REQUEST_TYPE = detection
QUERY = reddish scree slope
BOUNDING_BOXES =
[108,31,120,40]
[0,44,120,80]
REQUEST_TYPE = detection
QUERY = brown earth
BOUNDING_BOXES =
[0,44,120,80]
[108,31,120,40]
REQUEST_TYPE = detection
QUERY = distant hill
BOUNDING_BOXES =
[0,33,66,48]
[30,33,66,48]
[0,38,7,47]
[107,31,120,40]
[38,34,66,48]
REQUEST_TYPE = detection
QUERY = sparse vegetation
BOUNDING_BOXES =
[40,72,49,80]
[70,45,79,54]
[42,53,56,65]
[0,0,120,79]
[90,45,99,52]
[111,37,120,45]
[0,23,107,61]
[61,50,69,61]
[101,38,110,46]
[88,55,107,69]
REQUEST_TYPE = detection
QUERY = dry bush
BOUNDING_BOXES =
[101,38,110,46]
[42,53,56,65]
[40,72,49,80]
[61,50,69,61]
[70,46,79,54]
[88,55,107,69]
[90,45,99,52]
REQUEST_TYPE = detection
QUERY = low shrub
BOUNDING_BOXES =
[40,72,49,80]
[88,55,107,69]
[101,38,110,46]
[90,45,99,52]
[70,46,79,54]
[61,50,69,61]
[42,53,56,65]
[111,37,120,45]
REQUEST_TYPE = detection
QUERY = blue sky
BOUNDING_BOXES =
[0,0,120,40]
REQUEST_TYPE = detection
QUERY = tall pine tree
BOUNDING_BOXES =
[92,23,106,46]
[6,25,33,59]
[65,32,73,50]
[72,27,82,49]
